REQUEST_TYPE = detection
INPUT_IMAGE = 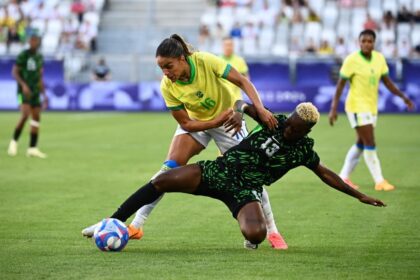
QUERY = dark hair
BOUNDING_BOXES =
[155,34,193,58]
[359,29,376,40]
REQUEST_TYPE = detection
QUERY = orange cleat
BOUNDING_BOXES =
[128,225,144,240]
[267,232,288,250]
[375,180,395,191]
[343,178,360,190]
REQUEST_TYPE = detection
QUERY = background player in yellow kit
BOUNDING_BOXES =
[329,29,414,191]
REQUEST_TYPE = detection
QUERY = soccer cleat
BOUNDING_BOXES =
[7,140,18,156]
[81,222,100,238]
[26,147,47,158]
[267,232,288,250]
[375,180,395,191]
[243,240,258,249]
[127,225,144,240]
[343,178,360,190]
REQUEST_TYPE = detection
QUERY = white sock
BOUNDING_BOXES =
[129,167,171,229]
[261,188,279,235]
[363,148,384,184]
[339,144,363,179]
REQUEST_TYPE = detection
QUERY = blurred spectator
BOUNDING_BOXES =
[92,57,111,81]
[397,6,413,23]
[7,24,20,46]
[198,24,211,51]
[334,37,348,59]
[241,20,258,55]
[6,0,21,21]
[230,22,242,39]
[58,33,75,56]
[318,40,333,55]
[413,10,420,23]
[211,22,227,54]
[304,38,317,54]
[397,38,411,59]
[289,36,302,56]
[71,0,86,24]
[1,6,16,29]
[363,13,378,30]
[307,8,320,22]
[381,39,396,58]
[414,44,420,57]
[20,0,34,19]
[76,20,97,52]
[382,10,395,29]
[30,2,52,21]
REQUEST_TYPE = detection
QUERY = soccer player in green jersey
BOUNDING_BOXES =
[7,34,48,158]
[84,102,385,249]
[82,34,286,249]
[329,29,414,191]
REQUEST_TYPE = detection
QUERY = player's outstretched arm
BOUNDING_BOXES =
[310,163,386,207]
[329,78,347,126]
[382,75,415,111]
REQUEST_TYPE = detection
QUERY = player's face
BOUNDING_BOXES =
[156,56,186,82]
[359,34,375,54]
[283,115,311,142]
[29,37,41,50]
[223,39,234,57]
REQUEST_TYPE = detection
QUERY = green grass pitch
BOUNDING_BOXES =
[0,112,419,279]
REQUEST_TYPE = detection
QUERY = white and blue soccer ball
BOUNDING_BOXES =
[93,218,129,252]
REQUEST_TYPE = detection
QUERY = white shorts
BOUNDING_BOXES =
[174,120,248,154]
[346,112,377,128]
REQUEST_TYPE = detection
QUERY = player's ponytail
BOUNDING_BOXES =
[156,34,193,58]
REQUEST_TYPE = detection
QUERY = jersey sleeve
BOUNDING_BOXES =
[339,56,354,80]
[202,52,231,79]
[160,79,184,111]
[302,139,320,169]
[15,52,26,68]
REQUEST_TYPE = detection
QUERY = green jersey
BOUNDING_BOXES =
[16,49,43,94]
[198,114,320,189]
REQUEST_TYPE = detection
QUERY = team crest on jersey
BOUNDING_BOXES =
[27,58,36,71]
[195,91,204,98]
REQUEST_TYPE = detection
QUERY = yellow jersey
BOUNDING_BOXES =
[220,54,249,100]
[340,50,389,114]
[160,52,237,121]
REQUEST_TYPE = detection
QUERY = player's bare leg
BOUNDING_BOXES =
[26,106,47,158]
[237,201,267,249]
[8,104,30,156]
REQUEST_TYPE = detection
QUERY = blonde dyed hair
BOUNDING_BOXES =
[295,102,320,124]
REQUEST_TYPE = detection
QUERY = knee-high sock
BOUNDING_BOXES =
[111,182,162,222]
[339,144,363,179]
[261,188,279,235]
[363,147,384,184]
[130,160,179,229]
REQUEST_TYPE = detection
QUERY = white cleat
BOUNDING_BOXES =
[81,222,101,238]
[26,147,47,159]
[244,240,258,250]
[7,140,18,156]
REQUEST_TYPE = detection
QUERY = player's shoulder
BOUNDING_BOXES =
[372,50,386,62]
[344,51,359,63]
[195,51,222,63]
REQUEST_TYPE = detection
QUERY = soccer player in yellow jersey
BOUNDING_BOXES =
[329,29,414,191]
[220,37,249,100]
[82,34,287,249]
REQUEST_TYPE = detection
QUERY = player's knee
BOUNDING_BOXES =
[241,221,267,244]
[152,160,180,192]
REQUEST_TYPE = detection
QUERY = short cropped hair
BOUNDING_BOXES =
[359,29,376,41]
[295,102,320,125]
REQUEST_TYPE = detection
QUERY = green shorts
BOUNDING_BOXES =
[194,160,263,218]
[18,92,41,107]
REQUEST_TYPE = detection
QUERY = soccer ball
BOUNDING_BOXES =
[93,218,129,252]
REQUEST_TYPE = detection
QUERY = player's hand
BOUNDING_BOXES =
[213,109,233,127]
[42,96,49,110]
[404,97,415,111]
[257,108,278,130]
[22,84,31,98]
[328,109,338,126]
[359,195,386,207]
[224,111,243,137]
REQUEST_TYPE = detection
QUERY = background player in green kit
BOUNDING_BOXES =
[7,34,48,159]
[83,102,385,249]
